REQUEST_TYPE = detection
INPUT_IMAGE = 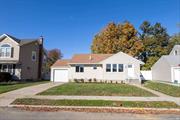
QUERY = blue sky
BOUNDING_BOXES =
[0,0,179,58]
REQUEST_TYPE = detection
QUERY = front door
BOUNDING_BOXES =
[127,64,134,78]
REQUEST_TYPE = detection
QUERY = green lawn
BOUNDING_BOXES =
[38,83,156,96]
[144,81,180,97]
[12,98,180,108]
[0,81,49,94]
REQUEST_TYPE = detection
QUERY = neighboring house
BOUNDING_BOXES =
[0,34,43,80]
[51,52,144,83]
[152,45,180,83]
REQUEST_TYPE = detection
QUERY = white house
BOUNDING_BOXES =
[152,45,180,83]
[51,51,144,83]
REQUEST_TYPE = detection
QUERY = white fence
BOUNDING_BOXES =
[140,70,152,80]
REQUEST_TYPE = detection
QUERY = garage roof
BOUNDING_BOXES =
[51,59,70,67]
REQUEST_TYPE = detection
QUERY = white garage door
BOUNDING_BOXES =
[53,69,68,82]
[173,68,180,83]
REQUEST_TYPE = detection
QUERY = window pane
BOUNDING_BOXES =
[113,64,117,72]
[75,66,79,72]
[128,65,132,68]
[93,65,97,69]
[118,64,123,72]
[80,66,84,72]
[106,64,111,72]
[1,44,10,47]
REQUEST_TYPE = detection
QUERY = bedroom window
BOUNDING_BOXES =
[32,51,36,61]
[75,65,84,72]
[118,64,123,72]
[106,64,111,72]
[113,64,117,72]
[0,44,11,58]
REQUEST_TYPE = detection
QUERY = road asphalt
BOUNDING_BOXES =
[0,107,180,120]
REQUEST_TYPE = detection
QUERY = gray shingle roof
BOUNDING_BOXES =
[5,34,39,46]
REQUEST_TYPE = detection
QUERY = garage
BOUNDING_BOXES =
[51,59,70,82]
[173,68,180,83]
[52,69,69,82]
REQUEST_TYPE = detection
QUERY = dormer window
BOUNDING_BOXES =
[0,44,12,58]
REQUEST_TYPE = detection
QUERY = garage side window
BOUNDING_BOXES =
[75,65,84,72]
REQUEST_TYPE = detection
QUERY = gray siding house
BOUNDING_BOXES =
[0,34,43,80]
[152,45,180,83]
[51,52,144,83]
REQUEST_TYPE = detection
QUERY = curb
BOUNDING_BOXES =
[8,105,180,114]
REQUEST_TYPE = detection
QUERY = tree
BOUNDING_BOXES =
[139,21,169,70]
[91,22,143,57]
[43,49,63,73]
[167,33,180,53]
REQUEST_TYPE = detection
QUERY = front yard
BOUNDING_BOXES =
[12,98,180,108]
[144,81,180,97]
[38,83,156,96]
[0,81,49,94]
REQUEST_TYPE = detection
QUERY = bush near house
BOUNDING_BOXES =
[0,72,12,82]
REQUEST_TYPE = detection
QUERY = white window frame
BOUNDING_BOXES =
[0,43,12,58]
[75,65,84,73]
[32,51,37,61]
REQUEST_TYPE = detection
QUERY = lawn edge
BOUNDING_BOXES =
[9,104,180,114]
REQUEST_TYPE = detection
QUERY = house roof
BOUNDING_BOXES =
[0,34,40,46]
[69,54,113,64]
[163,55,180,66]
[51,59,70,67]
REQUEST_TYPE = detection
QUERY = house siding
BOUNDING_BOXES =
[152,57,171,82]
[0,37,20,61]
[69,64,103,81]
[19,42,40,80]
[101,52,141,81]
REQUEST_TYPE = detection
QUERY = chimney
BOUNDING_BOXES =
[89,55,92,60]
[39,35,44,45]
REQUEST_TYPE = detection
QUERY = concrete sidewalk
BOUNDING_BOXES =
[25,83,180,106]
[0,82,63,107]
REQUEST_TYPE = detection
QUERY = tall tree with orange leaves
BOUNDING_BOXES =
[91,22,143,57]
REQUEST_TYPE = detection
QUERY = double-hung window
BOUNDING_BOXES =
[106,64,111,72]
[75,65,84,72]
[118,64,123,72]
[112,64,117,72]
[0,44,11,58]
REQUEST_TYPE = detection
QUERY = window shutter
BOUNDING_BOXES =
[11,47,14,58]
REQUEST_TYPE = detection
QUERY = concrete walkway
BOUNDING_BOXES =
[26,84,180,106]
[0,82,63,107]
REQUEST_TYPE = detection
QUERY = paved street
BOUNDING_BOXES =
[0,107,180,120]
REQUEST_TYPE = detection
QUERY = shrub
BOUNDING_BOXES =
[80,79,84,83]
[74,79,78,83]
[88,79,92,83]
[93,78,97,83]
[0,72,12,82]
